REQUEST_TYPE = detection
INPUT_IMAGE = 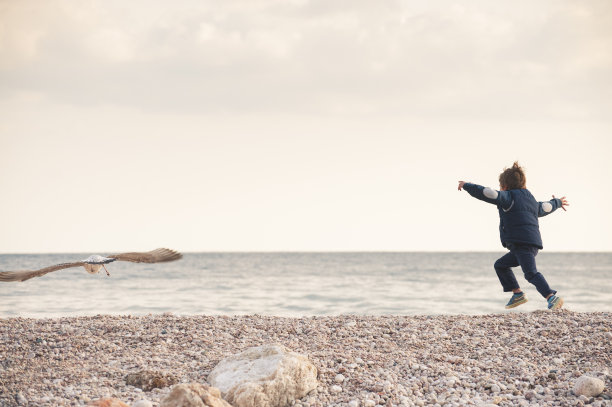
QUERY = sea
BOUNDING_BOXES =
[1,252,610,318]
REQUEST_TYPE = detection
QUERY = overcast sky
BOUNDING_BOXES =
[1,0,611,253]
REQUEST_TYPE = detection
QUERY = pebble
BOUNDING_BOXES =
[1,312,610,407]
[15,392,27,405]
[573,375,605,397]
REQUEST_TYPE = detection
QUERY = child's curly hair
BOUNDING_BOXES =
[499,161,526,190]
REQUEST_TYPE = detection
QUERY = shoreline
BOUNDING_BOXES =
[1,311,610,406]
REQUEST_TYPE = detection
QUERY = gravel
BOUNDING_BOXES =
[1,310,611,406]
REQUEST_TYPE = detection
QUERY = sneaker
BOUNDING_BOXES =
[547,295,564,310]
[505,292,528,309]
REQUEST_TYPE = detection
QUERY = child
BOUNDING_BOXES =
[458,162,569,310]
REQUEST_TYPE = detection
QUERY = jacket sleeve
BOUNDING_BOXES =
[463,182,513,209]
[538,198,563,217]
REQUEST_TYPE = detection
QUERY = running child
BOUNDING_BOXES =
[458,162,569,310]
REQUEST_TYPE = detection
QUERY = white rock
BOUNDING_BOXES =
[132,400,153,407]
[86,398,130,407]
[334,374,345,383]
[330,385,342,393]
[364,400,376,407]
[490,384,501,393]
[348,400,359,407]
[208,345,318,407]
[160,383,231,407]
[573,375,605,397]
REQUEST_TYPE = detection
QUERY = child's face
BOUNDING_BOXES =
[500,184,507,191]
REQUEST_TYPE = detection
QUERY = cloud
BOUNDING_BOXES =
[0,0,610,119]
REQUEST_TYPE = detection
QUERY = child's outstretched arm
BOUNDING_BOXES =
[538,195,569,217]
[458,181,513,209]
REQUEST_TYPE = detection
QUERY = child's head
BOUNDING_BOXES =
[499,161,526,190]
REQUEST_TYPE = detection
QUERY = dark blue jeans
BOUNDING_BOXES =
[494,243,556,298]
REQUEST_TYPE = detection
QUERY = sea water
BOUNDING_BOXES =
[1,252,610,318]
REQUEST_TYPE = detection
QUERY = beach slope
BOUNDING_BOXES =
[1,311,610,406]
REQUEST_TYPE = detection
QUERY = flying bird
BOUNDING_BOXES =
[0,248,182,282]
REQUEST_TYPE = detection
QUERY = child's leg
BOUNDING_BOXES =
[511,245,556,298]
[494,251,521,292]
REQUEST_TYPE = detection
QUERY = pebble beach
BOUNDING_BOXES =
[1,311,610,407]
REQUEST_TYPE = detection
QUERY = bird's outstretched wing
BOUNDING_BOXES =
[0,262,86,282]
[108,248,183,263]
[0,248,182,283]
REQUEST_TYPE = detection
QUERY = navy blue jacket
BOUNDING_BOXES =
[463,183,563,249]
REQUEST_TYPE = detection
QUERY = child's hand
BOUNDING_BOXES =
[553,195,569,211]
[458,181,466,191]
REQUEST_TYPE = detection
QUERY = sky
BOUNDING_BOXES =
[0,0,611,253]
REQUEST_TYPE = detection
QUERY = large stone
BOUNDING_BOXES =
[125,370,178,391]
[87,398,130,407]
[573,375,605,397]
[208,345,318,407]
[160,383,232,407]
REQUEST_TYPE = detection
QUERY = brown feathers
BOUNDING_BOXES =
[0,262,86,282]
[108,248,182,263]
